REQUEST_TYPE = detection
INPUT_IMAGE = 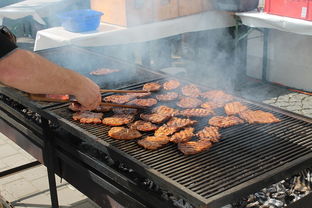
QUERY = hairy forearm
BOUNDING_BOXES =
[0,49,85,95]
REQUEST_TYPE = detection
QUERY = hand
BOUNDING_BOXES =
[74,77,101,111]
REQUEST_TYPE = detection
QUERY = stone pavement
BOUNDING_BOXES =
[0,133,100,208]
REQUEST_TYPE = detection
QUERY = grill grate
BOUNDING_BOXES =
[49,79,312,207]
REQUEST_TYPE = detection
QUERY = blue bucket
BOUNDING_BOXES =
[58,9,103,32]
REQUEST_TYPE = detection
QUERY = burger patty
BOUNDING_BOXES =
[128,120,159,132]
[182,84,201,98]
[163,80,181,91]
[127,92,151,99]
[239,110,281,124]
[178,108,214,117]
[137,135,170,150]
[108,127,142,140]
[167,117,197,128]
[197,126,220,142]
[178,140,212,155]
[127,98,158,107]
[152,105,179,116]
[177,97,203,109]
[209,116,244,128]
[140,113,171,124]
[170,127,195,143]
[154,124,179,136]
[201,90,234,103]
[143,82,161,92]
[201,101,225,110]
[72,111,103,124]
[224,101,248,115]
[102,114,135,126]
[103,95,132,104]
[156,92,179,101]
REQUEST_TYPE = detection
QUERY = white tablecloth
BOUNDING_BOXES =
[34,11,235,51]
[0,0,75,25]
[236,12,312,36]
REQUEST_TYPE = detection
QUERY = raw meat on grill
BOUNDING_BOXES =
[152,105,179,116]
[140,113,171,124]
[143,82,161,92]
[154,124,179,136]
[156,92,179,101]
[167,117,197,128]
[209,116,244,128]
[127,98,158,107]
[201,90,234,103]
[201,101,225,110]
[224,101,248,115]
[89,68,120,76]
[197,126,220,142]
[113,107,138,115]
[108,127,142,140]
[182,84,201,98]
[127,92,151,99]
[137,135,170,150]
[239,110,281,124]
[163,80,181,90]
[103,95,132,104]
[178,139,212,155]
[128,120,158,132]
[177,97,203,109]
[102,114,135,126]
[72,111,103,124]
[178,108,214,117]
[170,128,195,143]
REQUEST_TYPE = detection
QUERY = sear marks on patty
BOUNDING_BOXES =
[178,139,212,155]
[112,107,138,115]
[170,127,195,143]
[103,95,132,104]
[209,116,244,128]
[127,92,151,99]
[127,98,158,107]
[177,97,203,109]
[140,113,171,124]
[239,110,281,124]
[72,111,103,124]
[102,114,135,126]
[154,124,179,136]
[163,80,181,91]
[108,127,142,140]
[89,68,120,76]
[224,101,248,115]
[156,92,179,101]
[167,117,197,128]
[178,108,214,117]
[69,102,112,112]
[197,126,221,143]
[182,84,201,98]
[201,90,234,103]
[201,101,225,110]
[128,120,158,132]
[152,105,179,116]
[143,82,161,92]
[137,135,170,150]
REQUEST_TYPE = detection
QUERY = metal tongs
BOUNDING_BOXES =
[29,89,148,109]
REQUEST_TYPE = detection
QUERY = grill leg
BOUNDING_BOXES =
[42,119,59,208]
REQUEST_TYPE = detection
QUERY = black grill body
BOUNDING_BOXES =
[1,46,312,208]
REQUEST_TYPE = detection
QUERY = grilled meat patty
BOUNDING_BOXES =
[128,120,158,132]
[72,111,103,124]
[89,68,120,76]
[163,80,181,90]
[102,114,135,126]
[137,135,170,150]
[201,90,234,103]
[69,102,112,112]
[178,139,212,155]
[127,98,158,107]
[156,92,179,101]
[178,108,214,117]
[112,107,138,115]
[197,126,220,142]
[127,92,151,99]
[224,101,248,115]
[201,101,225,109]
[182,84,201,98]
[239,110,281,124]
[143,82,161,92]
[103,95,132,104]
[209,116,244,128]
[167,117,197,128]
[140,113,171,124]
[108,127,142,140]
[177,97,203,109]
[170,128,195,143]
[152,105,179,116]
[154,124,179,136]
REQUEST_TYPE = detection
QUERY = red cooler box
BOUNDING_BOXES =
[265,0,312,21]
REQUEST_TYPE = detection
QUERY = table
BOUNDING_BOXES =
[0,0,75,25]
[34,11,235,51]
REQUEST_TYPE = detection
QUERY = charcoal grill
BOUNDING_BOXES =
[1,46,312,208]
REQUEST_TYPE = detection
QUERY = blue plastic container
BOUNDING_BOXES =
[58,9,103,32]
